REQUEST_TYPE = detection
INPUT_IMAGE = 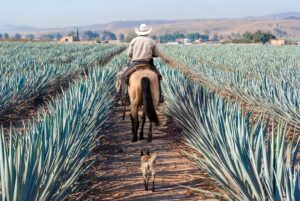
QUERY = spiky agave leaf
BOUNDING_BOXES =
[160,61,300,201]
[0,52,127,201]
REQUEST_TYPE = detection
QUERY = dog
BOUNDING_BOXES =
[140,150,158,192]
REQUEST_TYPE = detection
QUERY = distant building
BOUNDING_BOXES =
[60,28,80,43]
[176,38,184,44]
[194,40,201,44]
[296,42,300,46]
[60,36,80,42]
[174,38,193,45]
[194,38,208,44]
[183,38,192,44]
[107,40,121,45]
[166,42,179,45]
[270,39,286,46]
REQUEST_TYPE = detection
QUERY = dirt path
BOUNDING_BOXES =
[68,104,222,201]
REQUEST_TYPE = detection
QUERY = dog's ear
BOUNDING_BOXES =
[146,150,150,156]
[141,150,144,156]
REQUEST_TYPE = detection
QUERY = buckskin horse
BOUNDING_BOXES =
[128,68,160,142]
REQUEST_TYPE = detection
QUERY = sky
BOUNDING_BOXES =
[0,0,299,28]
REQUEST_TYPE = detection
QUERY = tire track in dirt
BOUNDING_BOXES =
[67,104,223,201]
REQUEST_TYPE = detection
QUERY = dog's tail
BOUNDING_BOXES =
[141,77,159,126]
[149,152,158,164]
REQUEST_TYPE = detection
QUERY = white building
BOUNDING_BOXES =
[270,39,286,46]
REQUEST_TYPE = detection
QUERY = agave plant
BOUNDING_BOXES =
[0,52,127,201]
[159,44,300,128]
[0,42,125,123]
[159,61,300,201]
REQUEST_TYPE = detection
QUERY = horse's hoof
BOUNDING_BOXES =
[131,136,138,142]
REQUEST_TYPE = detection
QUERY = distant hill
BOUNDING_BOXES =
[1,12,300,38]
[99,20,177,30]
[0,24,37,33]
[260,12,300,19]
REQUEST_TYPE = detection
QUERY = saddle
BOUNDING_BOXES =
[125,63,162,84]
[116,62,164,104]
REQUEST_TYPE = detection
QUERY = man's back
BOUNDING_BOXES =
[118,23,164,103]
[128,36,159,62]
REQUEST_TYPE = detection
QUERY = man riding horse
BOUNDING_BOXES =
[119,24,163,103]
[117,24,163,142]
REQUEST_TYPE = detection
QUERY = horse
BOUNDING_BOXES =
[128,69,160,142]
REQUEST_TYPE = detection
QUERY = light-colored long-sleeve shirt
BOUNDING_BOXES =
[128,36,160,62]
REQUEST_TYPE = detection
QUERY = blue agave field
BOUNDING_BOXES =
[1,42,300,200]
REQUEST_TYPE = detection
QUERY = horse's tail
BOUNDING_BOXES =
[141,77,159,126]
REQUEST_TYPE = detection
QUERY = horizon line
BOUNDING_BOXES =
[1,10,299,29]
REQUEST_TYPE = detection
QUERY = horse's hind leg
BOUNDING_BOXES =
[131,106,139,142]
[130,114,134,133]
[148,121,153,142]
[140,111,146,140]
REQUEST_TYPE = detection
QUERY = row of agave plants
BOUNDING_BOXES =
[160,44,300,128]
[158,59,300,201]
[0,42,119,65]
[0,52,127,201]
[0,43,125,120]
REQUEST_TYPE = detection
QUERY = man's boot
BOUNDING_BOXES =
[122,81,129,102]
[158,80,164,103]
[120,71,130,103]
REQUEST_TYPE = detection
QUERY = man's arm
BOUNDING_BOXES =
[128,41,133,61]
[152,43,160,58]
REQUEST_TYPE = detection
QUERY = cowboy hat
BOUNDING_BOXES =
[135,24,152,36]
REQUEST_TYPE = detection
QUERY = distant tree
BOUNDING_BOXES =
[272,24,288,38]
[253,30,264,43]
[186,33,209,42]
[159,33,182,43]
[242,32,253,41]
[101,31,117,40]
[263,33,276,43]
[40,33,55,40]
[233,31,276,44]
[82,30,99,40]
[3,33,9,39]
[187,33,201,42]
[125,32,137,42]
[199,34,209,41]
[173,32,185,39]
[253,30,275,44]
[211,33,219,41]
[118,33,125,42]
[25,34,34,41]
[53,33,63,40]
[14,33,22,40]
[0,33,2,39]
[158,32,209,43]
